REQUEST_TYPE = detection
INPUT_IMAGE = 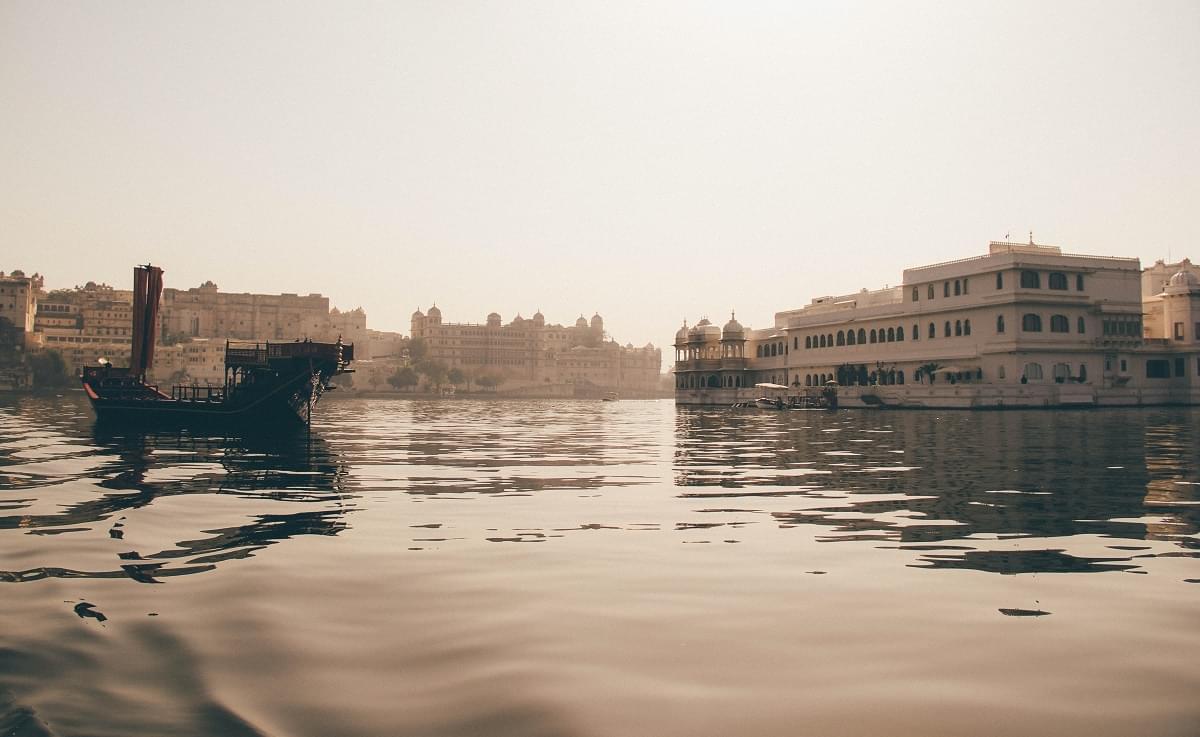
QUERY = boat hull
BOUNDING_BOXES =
[84,357,336,429]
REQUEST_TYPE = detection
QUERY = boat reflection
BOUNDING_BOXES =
[0,427,351,584]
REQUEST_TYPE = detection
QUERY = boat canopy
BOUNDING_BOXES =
[755,382,789,390]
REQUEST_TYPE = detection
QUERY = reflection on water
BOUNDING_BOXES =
[674,408,1198,573]
[1,395,1198,737]
[0,408,349,585]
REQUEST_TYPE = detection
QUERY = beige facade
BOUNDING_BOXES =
[36,282,140,377]
[676,240,1200,407]
[8,271,369,384]
[412,307,662,395]
[159,281,370,356]
[0,270,43,388]
[1142,258,1200,346]
[148,338,227,385]
[0,270,41,337]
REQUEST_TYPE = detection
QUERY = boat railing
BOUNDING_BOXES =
[170,384,226,402]
[226,340,354,368]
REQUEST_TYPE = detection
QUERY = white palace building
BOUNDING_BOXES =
[674,239,1200,408]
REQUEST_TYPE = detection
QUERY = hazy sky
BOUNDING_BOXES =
[3,1,1197,350]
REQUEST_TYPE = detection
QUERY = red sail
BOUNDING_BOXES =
[128,265,164,376]
[129,267,148,374]
[143,266,163,371]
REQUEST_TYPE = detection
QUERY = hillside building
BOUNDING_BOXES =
[411,307,661,395]
[676,240,1200,408]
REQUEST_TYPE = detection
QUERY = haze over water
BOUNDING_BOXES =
[1,395,1198,737]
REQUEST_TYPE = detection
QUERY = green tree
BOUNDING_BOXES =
[407,337,429,363]
[447,367,464,387]
[387,366,419,392]
[30,350,71,388]
[417,359,448,391]
[477,374,497,391]
[918,362,943,385]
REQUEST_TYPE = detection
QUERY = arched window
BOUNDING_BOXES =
[1077,317,1086,334]
[1023,362,1044,381]
[836,331,845,346]
[963,278,969,294]
[912,287,919,302]
[708,374,720,388]
[769,343,776,356]
[997,314,1005,333]
[847,330,856,345]
[897,326,905,341]
[1022,314,1043,332]
[1020,271,1040,289]
[805,374,811,386]
[820,373,826,385]
[897,370,905,384]
[1079,364,1087,381]
[756,345,763,357]
[964,319,971,336]
[928,322,936,339]
[1053,363,1070,381]
[805,336,811,349]
[912,324,919,341]
[887,327,895,342]
[996,272,1004,289]
[1076,274,1084,291]
[869,329,877,344]
[793,337,798,349]
[1050,314,1069,333]
[827,334,833,347]
[1048,272,1068,290]
[954,320,962,336]
[944,321,951,337]
[954,280,961,296]
[944,282,950,297]
[998,365,1006,379]
[857,328,866,344]
[819,335,826,348]
[927,284,935,299]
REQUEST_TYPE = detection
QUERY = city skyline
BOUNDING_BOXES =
[3,1,1197,349]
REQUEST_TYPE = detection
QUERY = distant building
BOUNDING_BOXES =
[411,307,661,395]
[160,281,370,357]
[0,270,43,388]
[6,270,370,383]
[35,281,134,375]
[149,338,227,385]
[676,239,1200,407]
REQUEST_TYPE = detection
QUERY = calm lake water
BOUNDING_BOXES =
[1,394,1198,737]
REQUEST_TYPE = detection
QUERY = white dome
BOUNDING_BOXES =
[690,318,720,342]
[1168,270,1199,288]
[722,312,745,339]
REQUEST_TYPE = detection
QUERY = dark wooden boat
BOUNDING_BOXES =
[81,265,353,427]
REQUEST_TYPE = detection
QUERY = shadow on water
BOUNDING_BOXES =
[673,406,1200,574]
[0,401,352,585]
